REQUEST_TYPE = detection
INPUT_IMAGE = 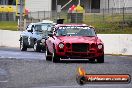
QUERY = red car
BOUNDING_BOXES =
[45,24,104,63]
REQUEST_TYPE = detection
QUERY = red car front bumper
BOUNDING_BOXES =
[56,50,103,59]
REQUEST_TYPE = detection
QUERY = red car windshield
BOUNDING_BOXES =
[56,26,96,36]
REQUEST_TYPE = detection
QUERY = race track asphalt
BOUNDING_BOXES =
[0,47,132,88]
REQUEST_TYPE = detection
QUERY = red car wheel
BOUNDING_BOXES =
[97,55,104,63]
[52,48,60,63]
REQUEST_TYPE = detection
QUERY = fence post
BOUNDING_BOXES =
[93,12,95,23]
[6,12,9,21]
[44,11,45,20]
[1,11,3,21]
[38,11,40,20]
[112,7,113,22]
[103,8,105,22]
[122,7,125,30]
[13,12,16,21]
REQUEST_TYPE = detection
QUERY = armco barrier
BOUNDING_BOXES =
[0,30,132,55]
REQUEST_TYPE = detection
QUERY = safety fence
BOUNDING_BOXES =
[0,12,16,21]
[0,7,132,32]
[25,7,132,32]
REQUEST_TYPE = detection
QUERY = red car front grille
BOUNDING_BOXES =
[72,43,89,52]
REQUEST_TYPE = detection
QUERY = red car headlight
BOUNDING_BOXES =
[58,43,64,49]
[98,44,103,49]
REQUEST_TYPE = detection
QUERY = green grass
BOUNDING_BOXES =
[0,21,17,31]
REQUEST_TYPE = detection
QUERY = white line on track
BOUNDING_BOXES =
[0,80,8,83]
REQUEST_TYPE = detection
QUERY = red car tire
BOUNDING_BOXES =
[52,48,60,63]
[97,55,104,63]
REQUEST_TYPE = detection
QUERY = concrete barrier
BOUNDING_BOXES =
[0,30,132,55]
[0,30,21,48]
[98,34,132,55]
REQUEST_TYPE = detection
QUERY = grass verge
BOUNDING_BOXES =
[0,21,17,31]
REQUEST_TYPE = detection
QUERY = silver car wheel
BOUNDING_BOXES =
[45,48,48,57]
[34,43,37,51]
[20,41,23,50]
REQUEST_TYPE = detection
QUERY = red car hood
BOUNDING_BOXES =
[57,36,97,43]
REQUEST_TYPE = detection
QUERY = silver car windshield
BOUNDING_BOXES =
[34,23,52,32]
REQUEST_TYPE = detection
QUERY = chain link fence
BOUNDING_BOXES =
[25,7,132,33]
[0,7,132,32]
[0,12,16,21]
[82,7,132,33]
